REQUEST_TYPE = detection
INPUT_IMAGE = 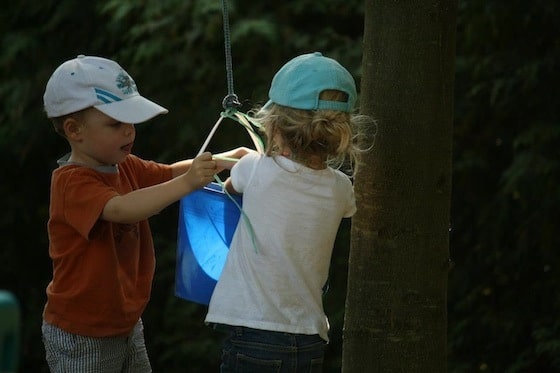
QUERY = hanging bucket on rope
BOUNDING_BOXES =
[176,0,263,304]
[175,110,263,305]
[175,181,242,305]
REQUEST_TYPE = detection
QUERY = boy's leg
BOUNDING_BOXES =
[42,320,151,373]
[122,319,151,373]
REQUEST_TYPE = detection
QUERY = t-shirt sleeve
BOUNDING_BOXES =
[123,154,173,188]
[337,171,357,218]
[230,152,261,193]
[58,170,119,240]
[344,186,357,218]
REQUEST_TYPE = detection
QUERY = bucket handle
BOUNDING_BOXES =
[197,109,264,157]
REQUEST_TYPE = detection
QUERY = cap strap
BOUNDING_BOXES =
[317,99,351,112]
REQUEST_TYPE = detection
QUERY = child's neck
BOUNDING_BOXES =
[281,151,326,170]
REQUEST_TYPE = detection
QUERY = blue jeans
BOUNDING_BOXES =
[219,326,326,373]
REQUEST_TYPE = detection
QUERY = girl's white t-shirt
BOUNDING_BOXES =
[205,152,356,341]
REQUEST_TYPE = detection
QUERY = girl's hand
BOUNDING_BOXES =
[213,147,257,171]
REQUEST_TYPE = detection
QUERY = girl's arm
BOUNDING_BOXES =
[223,177,240,194]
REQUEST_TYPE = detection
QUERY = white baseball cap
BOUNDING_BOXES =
[43,55,168,123]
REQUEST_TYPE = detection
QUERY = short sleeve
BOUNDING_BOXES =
[55,169,119,239]
[344,186,357,217]
[230,152,261,193]
[121,154,173,188]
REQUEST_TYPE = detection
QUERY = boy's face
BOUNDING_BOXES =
[68,108,136,166]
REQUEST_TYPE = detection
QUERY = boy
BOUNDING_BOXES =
[41,55,244,372]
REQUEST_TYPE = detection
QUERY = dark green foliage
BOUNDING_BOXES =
[449,0,560,371]
[1,0,558,371]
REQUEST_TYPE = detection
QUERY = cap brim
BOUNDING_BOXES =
[94,95,168,123]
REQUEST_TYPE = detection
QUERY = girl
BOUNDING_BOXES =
[205,52,371,373]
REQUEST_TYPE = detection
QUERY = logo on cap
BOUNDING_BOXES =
[116,72,137,95]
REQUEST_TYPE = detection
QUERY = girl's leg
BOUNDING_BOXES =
[220,326,325,373]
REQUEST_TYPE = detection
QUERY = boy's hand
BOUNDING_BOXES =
[183,152,216,189]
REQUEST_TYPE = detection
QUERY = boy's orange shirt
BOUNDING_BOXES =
[44,154,173,337]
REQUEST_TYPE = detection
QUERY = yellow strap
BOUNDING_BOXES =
[196,108,263,254]
[221,109,265,154]
[198,108,264,156]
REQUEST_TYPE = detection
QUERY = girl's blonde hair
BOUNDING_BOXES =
[253,90,373,177]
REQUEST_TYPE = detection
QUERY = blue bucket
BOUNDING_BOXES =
[175,182,242,305]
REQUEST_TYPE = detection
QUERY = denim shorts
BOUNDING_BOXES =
[42,319,151,373]
[218,325,326,373]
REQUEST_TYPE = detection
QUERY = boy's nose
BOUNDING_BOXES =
[124,123,135,136]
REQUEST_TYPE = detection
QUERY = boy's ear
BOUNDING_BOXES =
[63,118,83,140]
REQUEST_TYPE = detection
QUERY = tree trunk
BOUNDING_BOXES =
[342,1,457,372]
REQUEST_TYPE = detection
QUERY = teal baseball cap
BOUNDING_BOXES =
[265,52,357,112]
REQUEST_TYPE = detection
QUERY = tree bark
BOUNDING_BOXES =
[342,1,457,372]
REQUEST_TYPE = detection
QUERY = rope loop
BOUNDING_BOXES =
[222,93,241,109]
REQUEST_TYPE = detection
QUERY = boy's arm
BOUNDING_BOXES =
[169,158,193,178]
[101,152,216,224]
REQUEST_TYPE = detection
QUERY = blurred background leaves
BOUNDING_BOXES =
[0,0,558,371]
